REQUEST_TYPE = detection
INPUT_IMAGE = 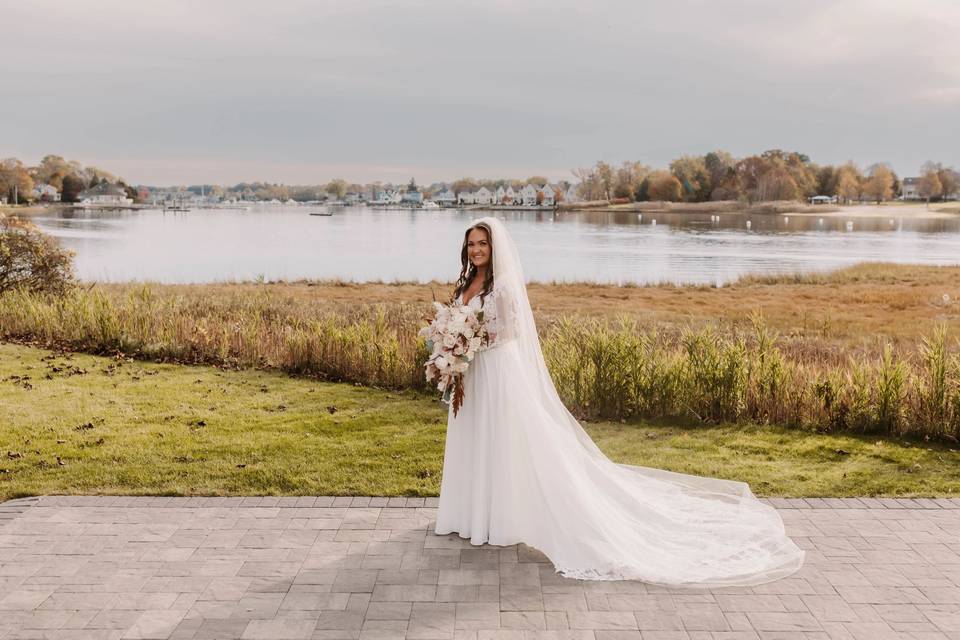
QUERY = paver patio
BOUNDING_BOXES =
[1,496,959,639]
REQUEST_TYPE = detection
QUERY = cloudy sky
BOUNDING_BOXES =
[2,0,958,186]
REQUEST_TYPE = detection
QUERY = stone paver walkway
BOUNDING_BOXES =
[1,496,959,639]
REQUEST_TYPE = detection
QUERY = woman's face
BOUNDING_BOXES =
[466,227,491,269]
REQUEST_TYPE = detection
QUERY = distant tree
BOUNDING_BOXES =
[862,164,894,203]
[922,162,959,201]
[646,171,682,202]
[33,155,71,190]
[612,161,650,201]
[451,178,479,196]
[669,155,711,202]
[595,161,614,200]
[325,179,348,199]
[571,166,605,201]
[704,150,736,199]
[918,167,943,205]
[60,174,86,203]
[0,158,34,204]
[525,176,548,186]
[834,162,863,204]
[120,182,139,203]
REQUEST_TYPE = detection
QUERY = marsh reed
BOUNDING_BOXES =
[2,283,959,439]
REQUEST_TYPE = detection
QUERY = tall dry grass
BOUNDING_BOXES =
[2,283,959,440]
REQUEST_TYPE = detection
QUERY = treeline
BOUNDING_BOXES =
[572,150,960,204]
[183,176,574,202]
[0,155,139,204]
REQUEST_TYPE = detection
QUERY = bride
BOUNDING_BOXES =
[433,216,805,587]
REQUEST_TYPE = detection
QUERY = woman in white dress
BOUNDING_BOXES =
[434,217,805,587]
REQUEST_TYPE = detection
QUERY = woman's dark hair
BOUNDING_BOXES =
[452,222,494,305]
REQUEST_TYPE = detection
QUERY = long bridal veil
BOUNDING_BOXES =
[471,215,805,587]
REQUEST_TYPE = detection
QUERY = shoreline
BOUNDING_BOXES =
[6,201,958,219]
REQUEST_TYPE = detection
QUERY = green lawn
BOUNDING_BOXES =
[1,342,958,500]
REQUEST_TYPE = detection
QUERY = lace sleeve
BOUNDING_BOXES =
[484,285,520,348]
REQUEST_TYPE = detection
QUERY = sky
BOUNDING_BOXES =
[1,0,958,186]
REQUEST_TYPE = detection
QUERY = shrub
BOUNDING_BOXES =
[0,214,74,294]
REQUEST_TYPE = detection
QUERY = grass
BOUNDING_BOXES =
[2,342,959,500]
[4,264,960,437]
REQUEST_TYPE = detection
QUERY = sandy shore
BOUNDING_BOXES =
[788,203,960,218]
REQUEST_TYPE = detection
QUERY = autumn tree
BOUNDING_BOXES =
[451,178,479,196]
[325,179,348,199]
[834,162,863,204]
[571,166,605,201]
[33,155,72,190]
[612,161,650,201]
[704,150,736,200]
[918,168,943,205]
[0,159,34,204]
[861,164,894,203]
[669,155,711,202]
[646,171,682,202]
[922,162,959,201]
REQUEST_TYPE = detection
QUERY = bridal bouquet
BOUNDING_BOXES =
[419,301,488,416]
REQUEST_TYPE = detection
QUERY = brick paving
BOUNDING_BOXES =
[1,496,959,639]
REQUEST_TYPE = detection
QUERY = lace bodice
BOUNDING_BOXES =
[456,286,520,349]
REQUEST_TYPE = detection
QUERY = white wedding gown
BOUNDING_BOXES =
[434,217,805,588]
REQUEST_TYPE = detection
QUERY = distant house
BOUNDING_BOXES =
[458,190,475,205]
[901,177,920,200]
[76,182,133,207]
[519,184,539,206]
[344,192,361,204]
[402,179,423,204]
[538,184,556,206]
[808,195,837,204]
[495,185,516,205]
[433,188,456,206]
[30,183,60,202]
[474,187,494,205]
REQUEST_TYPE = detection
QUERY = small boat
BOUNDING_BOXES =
[309,212,333,217]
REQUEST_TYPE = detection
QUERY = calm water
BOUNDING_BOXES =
[26,205,960,285]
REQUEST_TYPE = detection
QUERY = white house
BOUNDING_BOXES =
[75,183,133,207]
[433,188,456,206]
[458,190,475,205]
[901,177,920,200]
[475,187,494,205]
[519,184,539,206]
[31,183,60,202]
[538,184,556,207]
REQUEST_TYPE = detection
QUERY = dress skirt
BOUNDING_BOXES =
[434,339,805,587]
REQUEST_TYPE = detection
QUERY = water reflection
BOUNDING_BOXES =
[24,206,960,285]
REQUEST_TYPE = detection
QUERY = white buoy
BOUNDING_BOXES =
[638,214,642,221]
[651,219,657,226]
[746,220,752,229]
